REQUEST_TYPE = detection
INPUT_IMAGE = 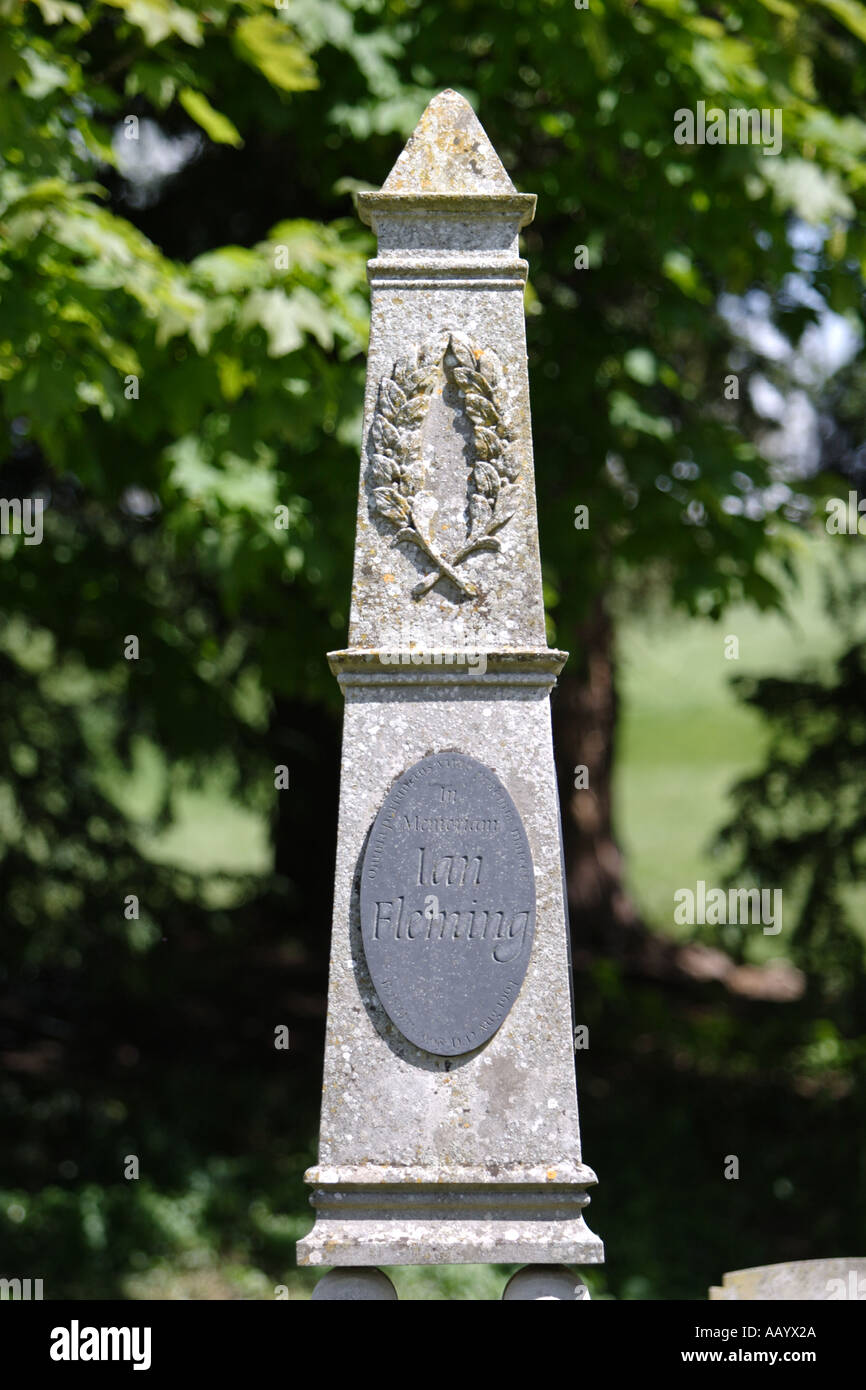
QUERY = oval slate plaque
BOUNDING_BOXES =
[360,752,536,1056]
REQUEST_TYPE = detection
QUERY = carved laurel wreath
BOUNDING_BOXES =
[367,332,520,599]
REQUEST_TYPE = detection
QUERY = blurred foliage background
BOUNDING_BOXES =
[2,0,866,1299]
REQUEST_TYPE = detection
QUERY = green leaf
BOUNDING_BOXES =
[100,0,202,48]
[20,49,72,99]
[178,88,243,148]
[190,246,266,294]
[167,437,279,517]
[31,0,85,24]
[810,0,866,45]
[662,249,712,304]
[232,15,318,94]
[608,391,674,440]
[240,287,333,356]
[216,355,254,403]
[623,349,657,385]
[761,158,856,222]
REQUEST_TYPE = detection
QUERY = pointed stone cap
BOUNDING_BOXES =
[381,89,516,196]
[358,89,535,227]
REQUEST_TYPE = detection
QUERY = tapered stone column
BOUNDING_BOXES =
[297,90,603,1287]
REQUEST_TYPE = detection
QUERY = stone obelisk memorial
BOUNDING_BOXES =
[297,90,603,1300]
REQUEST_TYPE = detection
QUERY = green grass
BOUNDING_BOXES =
[100,737,271,880]
[615,532,856,937]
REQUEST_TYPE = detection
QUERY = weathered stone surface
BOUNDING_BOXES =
[351,91,542,657]
[379,88,515,196]
[310,1268,398,1301]
[360,751,536,1056]
[709,1258,866,1300]
[297,90,603,1272]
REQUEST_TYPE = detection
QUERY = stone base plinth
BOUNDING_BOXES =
[297,1168,604,1267]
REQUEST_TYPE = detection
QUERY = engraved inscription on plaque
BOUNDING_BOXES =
[360,752,536,1056]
